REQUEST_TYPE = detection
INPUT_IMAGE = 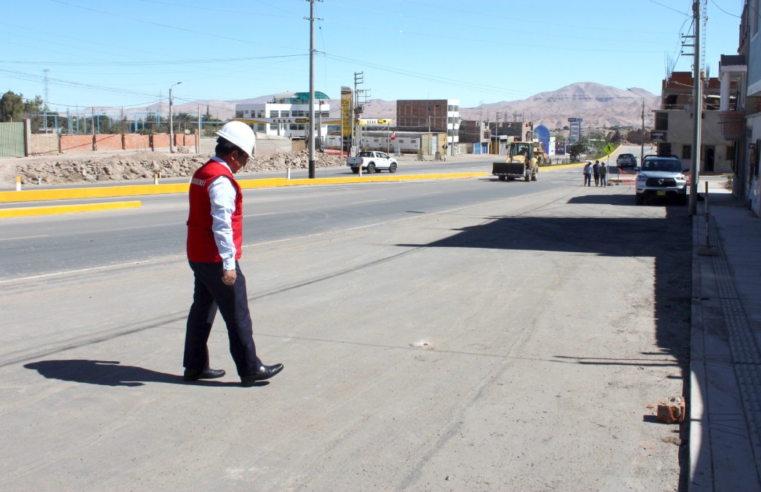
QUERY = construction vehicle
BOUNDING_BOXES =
[492,141,548,182]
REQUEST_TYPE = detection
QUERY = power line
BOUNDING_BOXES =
[709,0,740,17]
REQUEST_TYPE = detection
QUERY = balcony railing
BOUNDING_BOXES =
[719,111,745,140]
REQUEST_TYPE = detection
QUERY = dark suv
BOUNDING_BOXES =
[616,153,637,168]
[635,156,688,204]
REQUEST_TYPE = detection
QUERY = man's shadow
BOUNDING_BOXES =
[24,360,262,387]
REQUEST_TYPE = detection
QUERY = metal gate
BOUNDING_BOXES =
[0,122,25,158]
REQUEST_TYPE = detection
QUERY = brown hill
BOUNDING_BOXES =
[81,83,659,129]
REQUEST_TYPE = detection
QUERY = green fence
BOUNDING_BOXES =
[0,122,25,158]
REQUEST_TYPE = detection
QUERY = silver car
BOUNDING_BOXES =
[635,157,688,205]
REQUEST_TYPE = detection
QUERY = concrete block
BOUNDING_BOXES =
[657,397,686,423]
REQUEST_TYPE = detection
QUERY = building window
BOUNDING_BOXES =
[281,111,289,117]
[682,145,691,159]
[726,145,735,161]
[410,139,417,143]
[399,139,405,143]
[257,124,265,132]
[270,111,279,118]
[655,112,668,131]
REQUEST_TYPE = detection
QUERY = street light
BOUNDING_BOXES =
[627,88,646,165]
[169,81,182,153]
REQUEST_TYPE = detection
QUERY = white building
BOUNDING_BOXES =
[235,91,331,140]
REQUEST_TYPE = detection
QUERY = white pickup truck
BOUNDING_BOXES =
[347,151,398,174]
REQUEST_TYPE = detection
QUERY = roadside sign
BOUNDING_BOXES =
[651,130,667,143]
[603,144,615,155]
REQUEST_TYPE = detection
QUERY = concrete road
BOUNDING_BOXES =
[0,168,690,490]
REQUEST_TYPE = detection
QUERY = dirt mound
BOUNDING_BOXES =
[5,151,347,185]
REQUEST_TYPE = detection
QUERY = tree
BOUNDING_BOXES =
[568,138,588,162]
[23,95,47,114]
[0,91,24,122]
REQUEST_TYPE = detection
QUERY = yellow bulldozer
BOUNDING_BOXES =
[493,142,548,182]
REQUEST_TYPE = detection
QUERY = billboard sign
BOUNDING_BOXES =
[568,117,583,144]
[650,130,667,143]
[341,86,352,139]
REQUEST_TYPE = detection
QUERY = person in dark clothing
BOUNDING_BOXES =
[593,160,601,186]
[600,162,607,187]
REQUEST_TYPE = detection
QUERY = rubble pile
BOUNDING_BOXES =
[8,150,348,185]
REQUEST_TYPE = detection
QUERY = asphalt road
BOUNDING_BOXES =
[0,155,690,490]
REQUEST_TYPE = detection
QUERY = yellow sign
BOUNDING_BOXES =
[341,87,352,139]
[359,119,393,126]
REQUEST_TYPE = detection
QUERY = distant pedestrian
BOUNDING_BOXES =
[583,161,593,186]
[600,162,607,187]
[593,160,600,186]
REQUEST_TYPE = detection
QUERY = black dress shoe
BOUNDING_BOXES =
[183,367,226,381]
[241,363,284,386]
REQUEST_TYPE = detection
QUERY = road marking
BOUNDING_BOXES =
[0,201,142,219]
[352,198,387,204]
[0,235,48,242]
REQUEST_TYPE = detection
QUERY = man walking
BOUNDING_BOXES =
[599,161,607,187]
[184,121,283,387]
[583,161,593,186]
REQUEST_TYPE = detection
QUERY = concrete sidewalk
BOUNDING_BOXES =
[691,184,761,490]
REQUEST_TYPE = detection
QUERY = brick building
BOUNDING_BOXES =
[396,99,460,155]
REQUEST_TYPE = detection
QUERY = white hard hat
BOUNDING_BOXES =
[216,121,256,158]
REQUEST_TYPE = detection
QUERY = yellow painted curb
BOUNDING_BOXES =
[0,173,488,203]
[0,183,188,203]
[238,172,488,189]
[0,200,142,218]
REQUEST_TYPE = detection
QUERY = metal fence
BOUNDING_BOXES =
[0,122,25,158]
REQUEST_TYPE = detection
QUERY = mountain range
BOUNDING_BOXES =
[100,82,660,130]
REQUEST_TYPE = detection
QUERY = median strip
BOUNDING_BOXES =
[0,201,142,218]
[0,173,488,204]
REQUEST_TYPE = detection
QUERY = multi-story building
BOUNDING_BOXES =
[733,0,761,214]
[235,91,331,140]
[652,72,737,174]
[396,99,460,155]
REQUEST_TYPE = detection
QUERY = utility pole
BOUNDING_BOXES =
[306,0,322,179]
[169,81,182,154]
[688,0,702,215]
[353,71,365,154]
[43,69,50,108]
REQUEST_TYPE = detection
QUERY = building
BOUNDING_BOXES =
[396,99,460,155]
[458,120,490,154]
[652,72,737,174]
[489,121,533,144]
[235,91,331,140]
[326,130,445,155]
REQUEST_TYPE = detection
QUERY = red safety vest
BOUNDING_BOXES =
[186,159,243,263]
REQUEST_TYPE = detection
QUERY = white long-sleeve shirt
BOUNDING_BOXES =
[206,157,238,271]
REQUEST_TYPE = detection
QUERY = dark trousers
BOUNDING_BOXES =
[184,260,261,378]
[584,174,591,186]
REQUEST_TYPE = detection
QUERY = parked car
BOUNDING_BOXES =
[635,156,689,205]
[616,153,637,168]
[347,151,398,174]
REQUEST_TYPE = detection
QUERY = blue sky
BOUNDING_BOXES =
[0,0,744,113]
